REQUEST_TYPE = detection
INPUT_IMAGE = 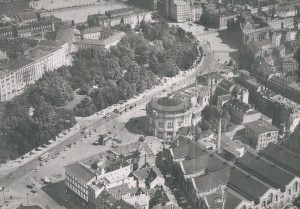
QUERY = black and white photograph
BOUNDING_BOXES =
[0,0,300,208]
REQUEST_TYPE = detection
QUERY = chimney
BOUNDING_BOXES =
[217,118,222,151]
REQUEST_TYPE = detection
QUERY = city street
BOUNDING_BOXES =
[0,24,227,208]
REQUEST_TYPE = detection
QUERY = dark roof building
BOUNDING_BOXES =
[16,204,43,209]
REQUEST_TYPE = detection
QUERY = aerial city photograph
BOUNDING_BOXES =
[0,0,300,208]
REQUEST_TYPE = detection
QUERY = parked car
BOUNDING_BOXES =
[104,114,112,119]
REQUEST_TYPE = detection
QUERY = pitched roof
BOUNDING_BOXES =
[18,10,37,21]
[223,191,243,209]
[170,135,193,148]
[260,143,300,176]
[180,153,228,175]
[192,166,231,193]
[228,168,270,202]
[236,152,294,190]
[245,120,278,135]
[282,134,300,154]
[171,143,207,160]
[65,163,96,182]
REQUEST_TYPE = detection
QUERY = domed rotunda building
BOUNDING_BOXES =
[146,95,193,140]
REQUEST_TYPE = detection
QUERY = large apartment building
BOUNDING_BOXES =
[0,41,68,101]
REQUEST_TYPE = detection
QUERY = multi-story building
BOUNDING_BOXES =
[29,0,99,11]
[190,3,202,21]
[168,0,191,22]
[17,11,38,24]
[65,152,132,207]
[0,37,72,101]
[252,14,295,30]
[244,119,279,150]
[202,5,237,29]
[88,8,152,29]
[223,99,262,124]
[0,26,14,37]
[74,31,126,50]
[163,135,300,209]
[197,72,224,89]
[275,57,299,74]
[227,14,269,45]
[146,95,193,140]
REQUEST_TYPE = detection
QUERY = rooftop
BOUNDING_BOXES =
[260,143,300,176]
[245,120,278,134]
[224,99,258,114]
[171,142,207,160]
[270,94,300,111]
[18,10,37,21]
[192,166,231,193]
[147,96,192,113]
[236,152,295,190]
[65,163,96,182]
[179,153,228,176]
[83,26,106,34]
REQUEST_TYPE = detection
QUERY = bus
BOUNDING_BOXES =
[38,152,50,161]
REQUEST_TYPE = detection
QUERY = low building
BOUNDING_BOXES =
[146,95,193,140]
[273,44,286,58]
[244,120,279,151]
[98,134,112,146]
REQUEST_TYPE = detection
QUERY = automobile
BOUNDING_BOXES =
[113,109,118,113]
[104,114,112,119]
[204,27,209,31]
[162,89,166,92]
[31,190,37,195]
[63,132,67,135]
[26,185,33,189]
[0,187,3,191]
[93,141,99,146]
[111,144,118,148]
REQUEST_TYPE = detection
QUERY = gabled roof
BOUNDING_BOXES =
[260,143,300,176]
[236,152,294,190]
[223,190,243,209]
[180,153,228,175]
[228,168,270,202]
[282,134,300,155]
[171,143,207,160]
[192,166,231,193]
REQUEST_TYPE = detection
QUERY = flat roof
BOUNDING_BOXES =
[245,120,278,134]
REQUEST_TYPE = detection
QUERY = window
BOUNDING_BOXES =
[159,122,164,128]
[167,122,173,129]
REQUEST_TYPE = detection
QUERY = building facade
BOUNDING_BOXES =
[245,120,279,151]
[146,95,193,140]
